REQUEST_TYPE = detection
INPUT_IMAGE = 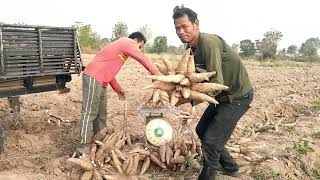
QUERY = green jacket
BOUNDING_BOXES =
[192,33,252,102]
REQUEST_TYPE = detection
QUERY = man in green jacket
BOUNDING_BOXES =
[172,6,253,180]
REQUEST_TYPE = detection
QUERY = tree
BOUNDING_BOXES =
[144,43,153,53]
[239,39,255,58]
[167,45,178,54]
[256,29,283,59]
[277,48,287,59]
[138,24,153,53]
[137,24,152,42]
[177,44,187,54]
[100,38,110,46]
[287,45,298,59]
[111,22,128,41]
[152,36,168,53]
[74,22,101,50]
[231,43,239,54]
[299,37,320,58]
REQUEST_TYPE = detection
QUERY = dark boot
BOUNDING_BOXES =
[219,148,240,177]
[220,168,240,177]
[198,167,217,180]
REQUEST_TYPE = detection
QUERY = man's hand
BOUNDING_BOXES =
[117,90,126,101]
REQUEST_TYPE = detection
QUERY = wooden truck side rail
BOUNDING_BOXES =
[0,23,83,98]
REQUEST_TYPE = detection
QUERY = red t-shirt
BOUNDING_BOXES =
[83,37,158,92]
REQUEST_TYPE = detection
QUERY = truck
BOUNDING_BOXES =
[0,23,83,153]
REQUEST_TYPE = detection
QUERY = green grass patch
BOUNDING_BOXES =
[311,169,320,179]
[286,139,314,155]
[312,132,320,139]
[310,99,320,107]
[291,104,306,114]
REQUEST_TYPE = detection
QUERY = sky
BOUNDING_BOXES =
[0,0,319,49]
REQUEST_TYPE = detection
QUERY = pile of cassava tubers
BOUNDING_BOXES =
[67,125,203,180]
[67,108,264,179]
[143,48,228,108]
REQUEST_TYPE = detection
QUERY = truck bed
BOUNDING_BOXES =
[0,24,82,97]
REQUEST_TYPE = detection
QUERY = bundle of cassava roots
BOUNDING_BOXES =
[143,48,228,108]
[67,125,203,180]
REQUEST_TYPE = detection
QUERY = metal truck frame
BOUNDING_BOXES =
[0,23,83,153]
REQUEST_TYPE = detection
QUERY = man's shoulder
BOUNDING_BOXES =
[200,33,219,41]
[110,37,135,49]
[199,33,222,48]
[115,37,133,44]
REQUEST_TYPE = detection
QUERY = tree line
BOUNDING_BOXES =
[75,22,320,62]
[233,29,320,62]
[74,22,185,55]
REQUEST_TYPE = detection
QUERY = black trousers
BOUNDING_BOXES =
[196,90,253,172]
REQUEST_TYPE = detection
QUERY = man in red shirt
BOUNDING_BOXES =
[77,32,158,154]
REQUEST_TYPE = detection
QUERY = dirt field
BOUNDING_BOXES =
[0,54,319,180]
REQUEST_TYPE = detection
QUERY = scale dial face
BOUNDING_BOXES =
[145,118,174,146]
